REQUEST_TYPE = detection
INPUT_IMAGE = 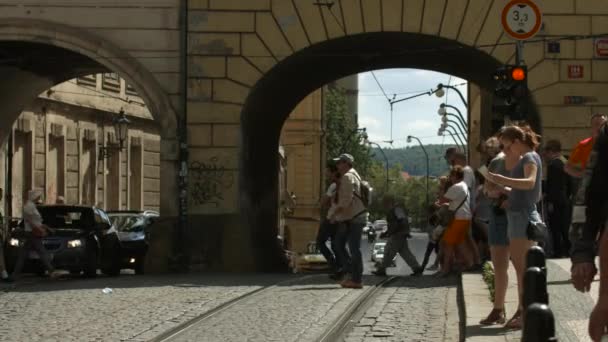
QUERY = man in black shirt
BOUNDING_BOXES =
[543,139,573,257]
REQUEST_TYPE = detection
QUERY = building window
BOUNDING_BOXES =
[102,73,121,93]
[126,83,139,96]
[77,74,97,88]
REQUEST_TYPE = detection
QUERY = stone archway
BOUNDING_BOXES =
[239,31,542,271]
[0,18,178,143]
[0,18,180,272]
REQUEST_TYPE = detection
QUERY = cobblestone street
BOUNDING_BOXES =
[0,234,462,341]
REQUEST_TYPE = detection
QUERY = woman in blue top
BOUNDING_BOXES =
[487,125,543,330]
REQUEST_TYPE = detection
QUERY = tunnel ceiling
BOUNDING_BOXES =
[0,41,108,83]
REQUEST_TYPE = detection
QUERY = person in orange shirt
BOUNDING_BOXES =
[565,113,607,178]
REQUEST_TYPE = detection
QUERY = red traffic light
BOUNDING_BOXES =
[511,67,526,81]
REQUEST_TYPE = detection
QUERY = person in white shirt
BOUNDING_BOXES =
[445,148,481,268]
[316,161,343,279]
[435,166,474,276]
[12,190,56,279]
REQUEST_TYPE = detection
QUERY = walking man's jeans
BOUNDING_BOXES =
[379,232,421,271]
[12,235,54,277]
[316,220,339,272]
[336,218,365,283]
[548,201,571,257]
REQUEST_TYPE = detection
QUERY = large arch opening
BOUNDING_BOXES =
[0,19,178,273]
[240,32,540,271]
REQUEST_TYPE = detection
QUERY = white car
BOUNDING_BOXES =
[371,242,386,262]
[373,220,388,232]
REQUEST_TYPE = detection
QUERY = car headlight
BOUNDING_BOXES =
[67,239,82,248]
[9,238,20,247]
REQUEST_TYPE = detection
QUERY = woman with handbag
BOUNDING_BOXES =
[487,125,543,330]
[435,166,473,276]
[12,190,56,279]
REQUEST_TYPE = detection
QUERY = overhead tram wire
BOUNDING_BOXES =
[369,71,395,145]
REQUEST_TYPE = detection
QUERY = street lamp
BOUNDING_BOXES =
[440,113,468,134]
[366,140,389,192]
[434,83,468,108]
[406,135,429,224]
[100,109,130,159]
[440,103,467,129]
[439,125,466,150]
[441,117,467,141]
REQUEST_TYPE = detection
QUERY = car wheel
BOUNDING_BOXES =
[134,258,145,275]
[84,247,98,278]
[101,241,121,277]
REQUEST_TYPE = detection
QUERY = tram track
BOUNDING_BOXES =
[151,274,318,342]
[314,276,399,342]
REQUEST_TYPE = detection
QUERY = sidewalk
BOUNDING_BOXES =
[464,258,600,342]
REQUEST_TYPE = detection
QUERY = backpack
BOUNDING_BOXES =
[350,171,373,208]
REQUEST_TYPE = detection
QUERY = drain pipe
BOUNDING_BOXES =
[175,0,189,271]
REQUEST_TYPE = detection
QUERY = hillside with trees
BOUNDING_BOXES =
[371,145,456,177]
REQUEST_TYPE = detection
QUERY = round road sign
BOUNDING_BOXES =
[501,0,542,40]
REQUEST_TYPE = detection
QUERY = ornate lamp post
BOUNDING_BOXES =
[406,135,429,223]
[100,109,130,159]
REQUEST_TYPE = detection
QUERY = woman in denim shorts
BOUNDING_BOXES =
[488,125,543,330]
[480,139,518,325]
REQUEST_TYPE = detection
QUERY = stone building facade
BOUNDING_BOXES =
[1,74,161,219]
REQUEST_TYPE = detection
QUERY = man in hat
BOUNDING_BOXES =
[12,190,56,279]
[329,153,368,289]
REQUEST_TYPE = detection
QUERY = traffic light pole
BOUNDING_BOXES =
[516,40,525,65]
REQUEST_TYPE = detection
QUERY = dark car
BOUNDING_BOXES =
[107,210,158,274]
[4,205,122,277]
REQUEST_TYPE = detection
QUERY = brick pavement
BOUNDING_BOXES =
[465,258,599,342]
[0,273,288,342]
[342,275,461,342]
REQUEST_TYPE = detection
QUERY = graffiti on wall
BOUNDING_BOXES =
[189,157,234,207]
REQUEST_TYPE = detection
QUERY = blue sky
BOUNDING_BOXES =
[357,69,468,148]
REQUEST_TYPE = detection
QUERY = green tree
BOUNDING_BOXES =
[324,86,372,176]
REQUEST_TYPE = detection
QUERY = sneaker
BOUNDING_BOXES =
[426,264,439,271]
[340,280,363,289]
[411,267,424,276]
[371,269,387,277]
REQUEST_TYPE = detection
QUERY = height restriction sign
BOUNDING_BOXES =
[501,0,542,40]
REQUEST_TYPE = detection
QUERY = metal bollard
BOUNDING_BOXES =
[526,245,547,275]
[522,303,558,342]
[524,266,549,308]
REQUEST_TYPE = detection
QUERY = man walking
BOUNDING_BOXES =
[330,153,367,289]
[12,190,57,279]
[316,161,343,279]
[372,194,423,277]
[542,139,573,257]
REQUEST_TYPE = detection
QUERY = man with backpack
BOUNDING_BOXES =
[372,194,423,277]
[330,153,370,289]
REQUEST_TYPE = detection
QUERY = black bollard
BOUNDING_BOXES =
[522,303,558,342]
[524,266,549,308]
[527,246,547,275]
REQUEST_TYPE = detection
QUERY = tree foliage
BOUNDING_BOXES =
[324,86,441,228]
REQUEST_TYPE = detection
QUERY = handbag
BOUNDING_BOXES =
[526,200,548,242]
[526,220,547,242]
[437,195,468,227]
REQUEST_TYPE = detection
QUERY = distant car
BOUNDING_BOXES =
[294,241,329,273]
[373,220,388,232]
[370,242,396,267]
[371,242,386,262]
[4,205,122,277]
[107,210,158,274]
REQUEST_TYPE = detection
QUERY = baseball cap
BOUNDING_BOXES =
[333,153,354,164]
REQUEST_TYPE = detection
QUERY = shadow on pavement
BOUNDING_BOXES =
[467,324,510,337]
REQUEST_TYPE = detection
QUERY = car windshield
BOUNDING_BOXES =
[109,215,145,232]
[38,207,90,229]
